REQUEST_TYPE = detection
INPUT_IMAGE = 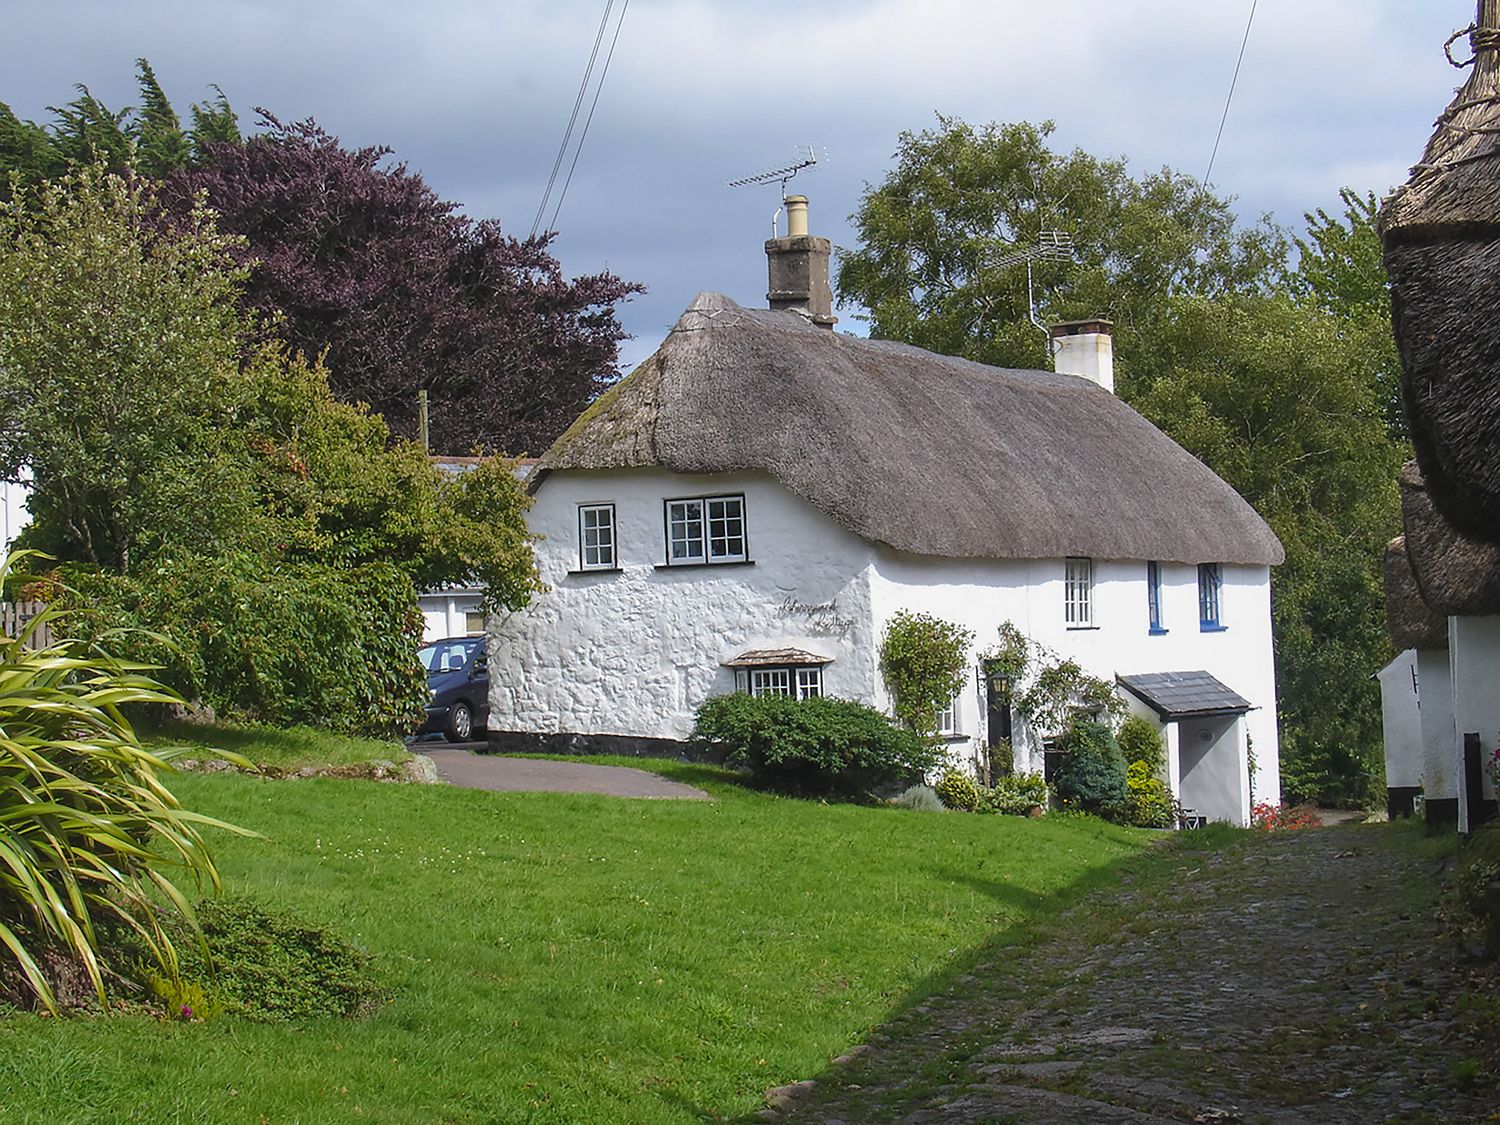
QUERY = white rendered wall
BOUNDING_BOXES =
[865,552,1280,811]
[0,475,30,549]
[1448,615,1500,832]
[487,469,880,741]
[1377,649,1423,791]
[1417,647,1455,802]
[1177,715,1250,825]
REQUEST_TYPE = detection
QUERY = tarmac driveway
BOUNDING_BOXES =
[418,745,711,800]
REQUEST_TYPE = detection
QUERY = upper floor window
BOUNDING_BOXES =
[1065,557,1094,628]
[665,495,747,564]
[1147,561,1166,634]
[1198,563,1225,630]
[578,503,617,570]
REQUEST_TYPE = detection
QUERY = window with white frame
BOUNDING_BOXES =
[745,665,822,700]
[578,504,616,570]
[1198,562,1224,630]
[1147,560,1165,634]
[1065,557,1094,627]
[936,693,960,737]
[665,495,746,564]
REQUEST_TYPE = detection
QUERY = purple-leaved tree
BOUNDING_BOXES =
[163,114,642,455]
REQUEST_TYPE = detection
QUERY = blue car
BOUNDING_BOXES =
[417,636,489,742]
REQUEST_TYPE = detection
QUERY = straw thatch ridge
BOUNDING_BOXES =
[1381,4,1500,539]
[1400,460,1500,615]
[538,294,1283,565]
[1384,536,1448,651]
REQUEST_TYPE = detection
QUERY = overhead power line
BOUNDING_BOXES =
[1203,0,1258,189]
[530,0,629,239]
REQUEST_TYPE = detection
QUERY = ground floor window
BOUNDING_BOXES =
[744,665,822,700]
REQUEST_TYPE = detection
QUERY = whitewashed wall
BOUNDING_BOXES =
[488,468,881,740]
[0,476,30,549]
[1418,647,1456,804]
[865,552,1281,810]
[1448,615,1500,832]
[1377,649,1423,792]
[490,468,1281,817]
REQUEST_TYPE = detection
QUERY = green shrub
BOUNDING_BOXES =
[982,772,1049,815]
[62,553,425,737]
[891,785,946,813]
[1117,715,1165,772]
[987,736,1015,778]
[1124,761,1176,828]
[148,898,387,1021]
[0,564,249,1013]
[691,693,937,797]
[934,768,982,811]
[1446,822,1500,958]
[1053,720,1127,814]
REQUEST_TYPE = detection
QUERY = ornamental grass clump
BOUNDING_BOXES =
[0,560,249,1013]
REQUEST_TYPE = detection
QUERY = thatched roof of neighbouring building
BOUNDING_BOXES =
[1384,534,1449,651]
[1400,460,1500,616]
[534,293,1283,566]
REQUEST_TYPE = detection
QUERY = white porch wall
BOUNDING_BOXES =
[1178,715,1250,825]
[1448,615,1500,832]
[487,469,881,740]
[1377,649,1423,791]
[865,552,1280,803]
[1417,647,1456,802]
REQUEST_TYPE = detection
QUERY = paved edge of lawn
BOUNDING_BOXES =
[417,746,712,800]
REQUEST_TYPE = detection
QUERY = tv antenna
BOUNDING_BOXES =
[728,146,821,237]
[990,230,1075,348]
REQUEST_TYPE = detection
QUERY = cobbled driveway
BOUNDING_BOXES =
[777,826,1494,1124]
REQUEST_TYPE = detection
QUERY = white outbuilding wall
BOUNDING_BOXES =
[1377,649,1423,808]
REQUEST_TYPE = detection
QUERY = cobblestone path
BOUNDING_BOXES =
[777,826,1494,1124]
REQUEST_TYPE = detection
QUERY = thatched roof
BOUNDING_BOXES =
[1400,459,1500,616]
[536,294,1283,565]
[1381,3,1500,540]
[1384,535,1448,651]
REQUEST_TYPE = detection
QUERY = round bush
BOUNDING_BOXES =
[1117,715,1165,772]
[691,693,937,797]
[934,768,981,811]
[1124,761,1176,827]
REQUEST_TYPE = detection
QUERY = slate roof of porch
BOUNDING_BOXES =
[1117,671,1253,721]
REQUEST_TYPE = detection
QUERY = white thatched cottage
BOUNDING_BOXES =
[487,198,1283,825]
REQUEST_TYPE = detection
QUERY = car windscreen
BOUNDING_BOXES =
[419,641,474,674]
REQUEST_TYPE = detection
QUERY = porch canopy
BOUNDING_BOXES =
[1117,671,1253,721]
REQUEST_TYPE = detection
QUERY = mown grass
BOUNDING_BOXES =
[144,717,411,769]
[1,741,1153,1123]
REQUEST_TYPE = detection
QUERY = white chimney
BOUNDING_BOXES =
[1050,320,1115,392]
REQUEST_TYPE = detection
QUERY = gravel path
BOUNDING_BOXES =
[776,826,1493,1124]
[418,746,711,800]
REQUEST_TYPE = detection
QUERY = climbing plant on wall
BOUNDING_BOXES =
[879,610,974,745]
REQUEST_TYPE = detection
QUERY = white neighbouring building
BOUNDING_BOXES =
[487,198,1284,825]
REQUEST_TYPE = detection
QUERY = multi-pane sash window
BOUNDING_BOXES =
[1065,557,1094,627]
[795,667,823,699]
[1147,560,1165,633]
[936,694,959,736]
[749,668,791,697]
[579,504,616,570]
[1198,563,1224,629]
[665,495,746,564]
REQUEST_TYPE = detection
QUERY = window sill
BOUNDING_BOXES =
[1065,625,1100,631]
[567,566,624,577]
[1148,627,1169,636]
[655,559,756,570]
[1199,623,1228,633]
[939,733,969,743]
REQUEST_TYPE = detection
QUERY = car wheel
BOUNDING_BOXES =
[446,701,473,742]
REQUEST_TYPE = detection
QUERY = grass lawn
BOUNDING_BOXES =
[145,718,412,770]
[1,748,1155,1124]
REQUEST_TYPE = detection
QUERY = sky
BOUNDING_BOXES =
[2,0,1477,369]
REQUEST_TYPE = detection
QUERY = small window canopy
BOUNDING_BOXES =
[1116,671,1253,721]
[722,648,832,669]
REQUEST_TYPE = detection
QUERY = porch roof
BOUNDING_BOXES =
[1116,671,1253,721]
[722,648,832,668]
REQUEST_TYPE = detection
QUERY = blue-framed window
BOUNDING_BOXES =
[1198,563,1225,631]
[1147,561,1167,634]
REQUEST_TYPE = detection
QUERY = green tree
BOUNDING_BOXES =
[0,167,538,732]
[837,117,1283,374]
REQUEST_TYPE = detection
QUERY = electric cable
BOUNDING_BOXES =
[549,0,629,234]
[531,1,614,239]
[1204,0,1258,189]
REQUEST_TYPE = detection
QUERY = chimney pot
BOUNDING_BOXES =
[1050,319,1115,393]
[765,195,836,327]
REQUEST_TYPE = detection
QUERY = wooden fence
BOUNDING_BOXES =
[0,600,53,650]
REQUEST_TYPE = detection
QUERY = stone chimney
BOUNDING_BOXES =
[766,195,836,327]
[1050,319,1114,393]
